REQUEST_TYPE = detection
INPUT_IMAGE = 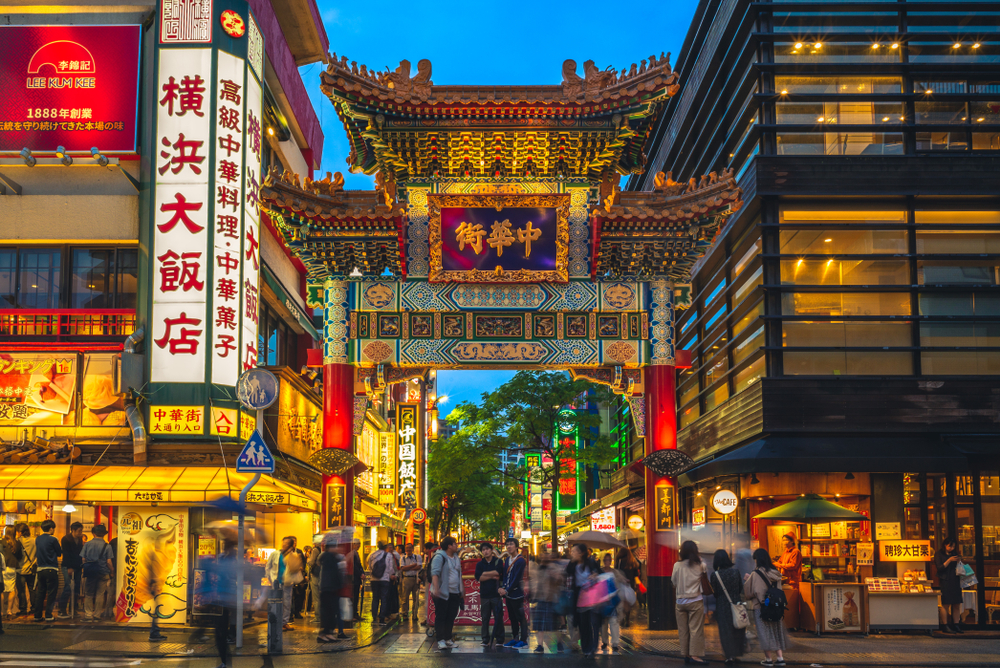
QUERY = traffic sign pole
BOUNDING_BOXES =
[235,411,264,649]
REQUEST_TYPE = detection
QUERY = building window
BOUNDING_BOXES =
[774,76,903,95]
[775,42,902,63]
[734,355,765,394]
[776,101,904,125]
[783,351,913,375]
[776,132,904,155]
[70,248,137,309]
[780,210,907,226]
[780,259,909,286]
[704,383,729,412]
[781,292,911,316]
[733,326,764,364]
[780,228,907,254]
[0,246,136,310]
[679,403,700,430]
[918,292,1000,316]
[733,300,764,337]
[14,248,61,309]
[783,321,912,347]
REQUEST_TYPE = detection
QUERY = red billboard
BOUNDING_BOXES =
[0,25,141,155]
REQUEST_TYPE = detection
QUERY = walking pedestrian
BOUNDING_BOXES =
[80,524,113,622]
[566,543,600,658]
[744,548,789,667]
[399,543,423,623]
[385,544,401,620]
[430,536,464,651]
[16,525,36,617]
[935,536,964,633]
[529,549,564,653]
[734,533,754,581]
[614,547,640,628]
[671,540,709,665]
[317,536,347,642]
[500,538,528,648]
[307,538,322,622]
[367,541,397,624]
[264,536,300,631]
[711,549,747,665]
[475,542,505,647]
[599,552,625,653]
[57,522,83,619]
[210,539,238,668]
[33,520,61,622]
[350,540,364,621]
[1,534,14,620]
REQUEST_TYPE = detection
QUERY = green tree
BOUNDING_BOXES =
[450,371,615,544]
[427,420,523,542]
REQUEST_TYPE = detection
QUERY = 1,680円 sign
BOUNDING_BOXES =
[0,25,140,154]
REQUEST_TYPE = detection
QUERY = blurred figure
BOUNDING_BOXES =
[349,539,364,621]
[80,524,113,622]
[614,547,640,628]
[599,552,626,653]
[317,535,346,642]
[57,522,83,619]
[529,549,565,654]
[16,524,36,616]
[210,539,239,668]
[265,536,300,631]
[734,533,754,580]
[671,540,709,665]
[33,519,61,622]
[307,538,322,621]
[144,526,168,642]
[565,543,600,657]
[2,533,16,619]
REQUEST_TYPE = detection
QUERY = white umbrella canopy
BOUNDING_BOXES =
[616,527,644,542]
[564,530,627,550]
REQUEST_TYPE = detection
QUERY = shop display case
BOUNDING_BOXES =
[866,575,939,632]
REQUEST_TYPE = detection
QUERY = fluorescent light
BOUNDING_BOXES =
[62,504,77,513]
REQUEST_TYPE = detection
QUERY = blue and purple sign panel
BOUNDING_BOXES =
[441,206,558,273]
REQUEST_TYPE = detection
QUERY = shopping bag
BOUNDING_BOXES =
[339,596,353,620]
[577,573,616,609]
[620,583,637,607]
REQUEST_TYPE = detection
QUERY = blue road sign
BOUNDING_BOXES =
[237,368,279,410]
[237,431,275,473]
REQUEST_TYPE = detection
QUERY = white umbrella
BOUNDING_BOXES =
[616,527,644,541]
[564,530,626,550]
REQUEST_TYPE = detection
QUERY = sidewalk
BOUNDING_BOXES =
[624,624,1000,666]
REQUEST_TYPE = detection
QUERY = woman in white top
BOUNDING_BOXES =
[670,540,709,665]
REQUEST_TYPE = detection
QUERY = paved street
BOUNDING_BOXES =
[0,613,997,667]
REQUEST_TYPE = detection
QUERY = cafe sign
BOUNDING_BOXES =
[711,489,739,515]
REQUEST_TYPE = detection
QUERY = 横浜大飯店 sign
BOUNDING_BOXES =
[0,25,141,154]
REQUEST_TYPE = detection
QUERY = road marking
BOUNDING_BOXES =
[384,634,425,654]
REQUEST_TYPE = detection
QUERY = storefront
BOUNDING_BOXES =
[0,464,321,625]
[678,435,999,630]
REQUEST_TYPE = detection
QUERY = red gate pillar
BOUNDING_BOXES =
[644,363,679,630]
[322,362,354,529]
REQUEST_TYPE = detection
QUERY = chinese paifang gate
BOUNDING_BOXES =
[260,53,742,630]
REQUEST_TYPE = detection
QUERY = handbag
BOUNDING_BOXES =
[699,565,713,597]
[714,571,750,630]
[959,562,978,590]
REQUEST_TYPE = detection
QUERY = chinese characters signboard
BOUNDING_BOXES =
[654,482,675,531]
[428,194,569,283]
[378,432,396,505]
[115,507,189,625]
[0,25,140,154]
[326,483,346,528]
[879,540,932,562]
[150,405,205,434]
[161,0,213,44]
[396,403,421,509]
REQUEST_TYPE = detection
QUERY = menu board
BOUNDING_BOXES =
[857,542,874,566]
[865,577,901,592]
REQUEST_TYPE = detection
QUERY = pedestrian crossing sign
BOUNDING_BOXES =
[237,430,275,473]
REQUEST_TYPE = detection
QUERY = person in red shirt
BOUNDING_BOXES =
[774,533,803,586]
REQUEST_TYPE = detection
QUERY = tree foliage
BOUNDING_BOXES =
[436,371,615,540]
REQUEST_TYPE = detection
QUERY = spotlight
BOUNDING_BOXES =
[953,43,962,49]
[925,89,933,94]
[267,127,275,136]
[977,117,985,122]
[794,42,803,49]
[91,147,109,167]
[750,473,760,485]
[817,117,825,122]
[814,43,822,48]
[973,43,980,49]
[845,472,855,480]
[891,43,899,49]
[19,147,36,167]
[872,44,879,49]
[780,89,789,95]
[56,146,72,166]
[882,117,889,122]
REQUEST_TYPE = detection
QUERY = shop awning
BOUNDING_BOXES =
[677,436,970,487]
[0,465,319,512]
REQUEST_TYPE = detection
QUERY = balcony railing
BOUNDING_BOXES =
[0,310,136,339]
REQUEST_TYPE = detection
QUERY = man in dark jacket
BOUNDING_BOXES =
[33,519,62,621]
[57,522,83,618]
[474,542,505,647]
[499,538,527,648]
[350,539,364,621]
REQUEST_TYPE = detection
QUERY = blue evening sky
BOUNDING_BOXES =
[301,0,697,410]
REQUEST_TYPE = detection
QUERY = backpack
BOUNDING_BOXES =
[755,569,787,623]
[370,551,387,579]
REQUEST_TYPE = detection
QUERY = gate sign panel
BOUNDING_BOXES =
[429,194,570,283]
[0,25,141,154]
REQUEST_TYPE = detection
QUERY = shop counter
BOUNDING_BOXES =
[868,591,938,632]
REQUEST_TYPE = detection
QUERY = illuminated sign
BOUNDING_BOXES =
[149,0,263,407]
[150,406,204,434]
[711,489,739,515]
[627,515,644,531]
[0,25,141,154]
[555,418,583,513]
[692,507,706,528]
[115,507,188,624]
[654,482,675,531]
[396,403,421,509]
[209,407,238,437]
[378,432,395,505]
[879,540,932,562]
[590,507,616,533]
[326,483,346,528]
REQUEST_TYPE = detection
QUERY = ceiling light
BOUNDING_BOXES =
[882,117,889,122]
[824,238,832,242]
[972,43,980,49]
[953,43,962,49]
[751,473,760,485]
[814,43,822,48]
[697,491,702,497]
[845,472,856,480]
[891,43,899,49]
[267,127,275,136]
[977,117,985,122]
[817,117,824,122]
[925,89,933,94]
[780,89,788,95]
[61,503,77,513]
[900,116,905,121]
[871,43,879,49]
[794,42,803,49]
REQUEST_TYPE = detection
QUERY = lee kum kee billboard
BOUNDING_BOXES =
[0,25,141,154]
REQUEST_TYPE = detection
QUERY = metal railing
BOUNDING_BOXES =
[0,309,136,338]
